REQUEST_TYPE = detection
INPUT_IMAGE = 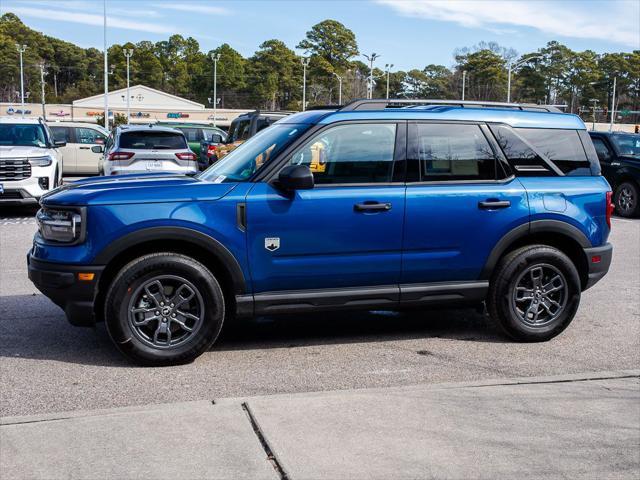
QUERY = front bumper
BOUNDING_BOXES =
[0,188,39,206]
[583,243,613,290]
[27,253,104,326]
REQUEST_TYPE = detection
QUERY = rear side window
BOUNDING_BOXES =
[516,128,592,175]
[411,123,496,181]
[177,127,201,142]
[119,131,187,150]
[489,124,551,176]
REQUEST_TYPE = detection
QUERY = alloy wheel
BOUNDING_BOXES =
[511,264,568,328]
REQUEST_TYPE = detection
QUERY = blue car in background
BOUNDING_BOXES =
[28,99,614,365]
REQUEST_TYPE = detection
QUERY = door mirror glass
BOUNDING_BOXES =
[209,133,223,144]
[91,145,103,153]
[278,164,314,190]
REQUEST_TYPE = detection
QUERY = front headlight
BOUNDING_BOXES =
[36,208,84,243]
[29,156,53,167]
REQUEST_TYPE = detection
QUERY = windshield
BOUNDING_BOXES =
[199,124,310,182]
[0,124,48,147]
[120,131,187,150]
[610,134,640,157]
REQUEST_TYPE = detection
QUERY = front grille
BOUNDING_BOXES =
[0,158,32,181]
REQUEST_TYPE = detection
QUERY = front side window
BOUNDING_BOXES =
[0,124,47,147]
[119,131,187,150]
[413,123,496,181]
[177,127,200,142]
[200,124,310,182]
[288,123,397,184]
[609,134,640,157]
[50,126,71,143]
[76,127,105,144]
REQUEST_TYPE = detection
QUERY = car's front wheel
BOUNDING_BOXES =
[104,253,225,366]
[487,245,581,342]
[614,181,639,218]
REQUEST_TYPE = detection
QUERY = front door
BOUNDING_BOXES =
[74,127,106,174]
[402,122,529,284]
[246,122,406,293]
[50,126,76,174]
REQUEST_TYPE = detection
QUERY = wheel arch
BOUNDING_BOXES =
[481,220,591,290]
[93,227,246,322]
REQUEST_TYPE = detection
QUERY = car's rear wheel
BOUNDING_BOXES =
[487,245,581,342]
[104,253,225,366]
[614,181,639,218]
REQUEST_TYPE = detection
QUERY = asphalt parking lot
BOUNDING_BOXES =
[1,206,638,418]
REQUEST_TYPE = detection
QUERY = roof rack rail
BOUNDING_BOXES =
[340,99,564,113]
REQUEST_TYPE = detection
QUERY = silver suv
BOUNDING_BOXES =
[94,125,198,176]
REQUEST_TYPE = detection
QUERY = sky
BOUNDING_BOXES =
[1,0,638,70]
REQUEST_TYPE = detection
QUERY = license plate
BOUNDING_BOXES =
[145,161,162,170]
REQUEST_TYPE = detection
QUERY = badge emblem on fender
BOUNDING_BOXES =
[265,237,280,252]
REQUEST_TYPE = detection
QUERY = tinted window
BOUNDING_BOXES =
[413,124,496,181]
[610,134,640,157]
[517,128,591,175]
[119,131,187,150]
[236,120,251,141]
[289,123,397,184]
[50,126,72,143]
[177,127,201,142]
[591,138,612,161]
[76,127,105,144]
[489,124,551,176]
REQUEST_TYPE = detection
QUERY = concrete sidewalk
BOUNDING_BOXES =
[2,371,639,480]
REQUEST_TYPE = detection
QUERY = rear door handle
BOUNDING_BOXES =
[79,146,90,150]
[354,202,392,212]
[478,200,511,209]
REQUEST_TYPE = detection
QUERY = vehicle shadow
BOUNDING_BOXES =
[0,294,507,367]
[0,205,39,219]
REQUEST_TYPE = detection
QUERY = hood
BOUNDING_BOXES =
[41,173,238,206]
[0,145,51,157]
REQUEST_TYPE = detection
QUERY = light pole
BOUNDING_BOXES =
[462,70,467,101]
[123,48,133,124]
[507,55,542,103]
[363,53,380,99]
[210,52,221,127]
[332,72,343,105]
[589,98,599,131]
[384,63,394,99]
[609,76,617,132]
[301,57,310,111]
[103,0,109,130]
[39,63,46,119]
[15,44,27,117]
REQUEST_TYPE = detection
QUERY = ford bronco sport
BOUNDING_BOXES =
[28,100,614,366]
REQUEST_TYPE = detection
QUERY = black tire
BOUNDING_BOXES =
[487,245,581,342]
[104,253,225,366]
[613,181,639,218]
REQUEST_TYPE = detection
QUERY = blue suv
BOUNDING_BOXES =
[28,100,614,366]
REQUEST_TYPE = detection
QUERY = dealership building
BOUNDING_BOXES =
[0,85,252,127]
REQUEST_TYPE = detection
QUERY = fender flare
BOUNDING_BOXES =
[93,226,246,294]
[480,220,592,280]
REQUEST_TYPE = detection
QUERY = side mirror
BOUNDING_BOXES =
[210,134,223,144]
[91,145,104,153]
[277,164,314,191]
[54,140,66,148]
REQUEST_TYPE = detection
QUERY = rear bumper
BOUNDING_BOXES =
[583,243,613,290]
[27,253,104,326]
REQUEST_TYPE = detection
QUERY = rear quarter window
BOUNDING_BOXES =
[119,131,187,150]
[516,128,592,176]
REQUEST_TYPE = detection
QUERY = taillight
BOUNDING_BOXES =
[107,151,134,161]
[207,144,217,156]
[175,152,197,161]
[606,191,614,229]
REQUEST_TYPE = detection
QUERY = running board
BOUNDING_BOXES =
[235,281,488,317]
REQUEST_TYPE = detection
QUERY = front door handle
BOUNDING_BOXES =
[354,202,392,212]
[79,146,90,150]
[478,200,511,209]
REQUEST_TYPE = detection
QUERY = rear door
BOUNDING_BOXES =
[402,122,529,285]
[49,126,76,174]
[246,122,407,294]
[74,126,106,174]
